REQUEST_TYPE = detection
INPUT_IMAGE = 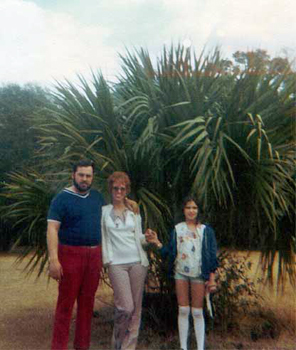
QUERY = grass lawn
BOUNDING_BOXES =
[0,252,295,350]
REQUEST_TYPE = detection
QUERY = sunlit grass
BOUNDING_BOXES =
[0,252,295,349]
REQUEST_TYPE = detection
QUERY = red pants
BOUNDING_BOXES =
[51,244,102,350]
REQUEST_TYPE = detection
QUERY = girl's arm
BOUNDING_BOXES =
[209,227,219,272]
[145,228,176,259]
[145,229,162,247]
[205,227,219,293]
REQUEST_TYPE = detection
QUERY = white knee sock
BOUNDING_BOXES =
[178,306,190,350]
[191,307,205,350]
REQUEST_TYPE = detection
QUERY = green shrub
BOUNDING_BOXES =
[142,249,264,336]
[211,250,262,333]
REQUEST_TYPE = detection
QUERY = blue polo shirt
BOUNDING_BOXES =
[47,188,105,246]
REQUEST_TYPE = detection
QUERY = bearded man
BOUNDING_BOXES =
[47,159,105,350]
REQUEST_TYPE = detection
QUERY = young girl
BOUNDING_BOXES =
[146,195,218,350]
[101,171,149,350]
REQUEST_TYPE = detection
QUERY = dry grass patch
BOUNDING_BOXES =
[0,251,295,350]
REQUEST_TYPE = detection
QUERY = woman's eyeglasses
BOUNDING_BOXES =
[112,186,126,192]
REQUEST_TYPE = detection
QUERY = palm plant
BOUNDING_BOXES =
[114,46,295,286]
[1,45,295,290]
[1,171,55,275]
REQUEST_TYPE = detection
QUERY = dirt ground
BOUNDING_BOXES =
[0,253,114,350]
[0,252,295,350]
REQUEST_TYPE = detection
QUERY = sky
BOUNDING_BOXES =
[0,0,295,87]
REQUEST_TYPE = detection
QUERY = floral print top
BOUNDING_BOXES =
[175,222,205,277]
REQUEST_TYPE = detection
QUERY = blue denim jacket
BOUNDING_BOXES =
[160,224,218,281]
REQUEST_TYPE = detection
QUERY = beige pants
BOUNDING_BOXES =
[108,263,148,350]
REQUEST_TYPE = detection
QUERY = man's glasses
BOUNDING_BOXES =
[112,186,126,192]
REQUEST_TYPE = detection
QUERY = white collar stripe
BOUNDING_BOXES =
[63,189,90,198]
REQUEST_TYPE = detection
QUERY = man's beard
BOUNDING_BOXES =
[73,179,92,193]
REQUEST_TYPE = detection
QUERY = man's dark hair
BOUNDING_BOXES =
[72,159,95,173]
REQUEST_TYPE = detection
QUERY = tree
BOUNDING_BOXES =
[1,46,295,289]
[0,83,53,250]
[0,83,53,181]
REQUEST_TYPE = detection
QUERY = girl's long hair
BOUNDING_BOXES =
[182,194,202,224]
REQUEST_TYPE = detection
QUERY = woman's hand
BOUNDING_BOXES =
[145,229,162,248]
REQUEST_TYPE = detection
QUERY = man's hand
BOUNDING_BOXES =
[48,258,63,282]
[125,198,139,214]
[47,221,61,281]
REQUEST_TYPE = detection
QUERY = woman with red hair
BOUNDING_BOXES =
[101,171,149,350]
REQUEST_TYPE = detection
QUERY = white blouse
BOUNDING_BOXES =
[175,222,205,277]
[105,209,141,265]
[101,204,149,267]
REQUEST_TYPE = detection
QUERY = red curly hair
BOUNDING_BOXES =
[107,171,131,194]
